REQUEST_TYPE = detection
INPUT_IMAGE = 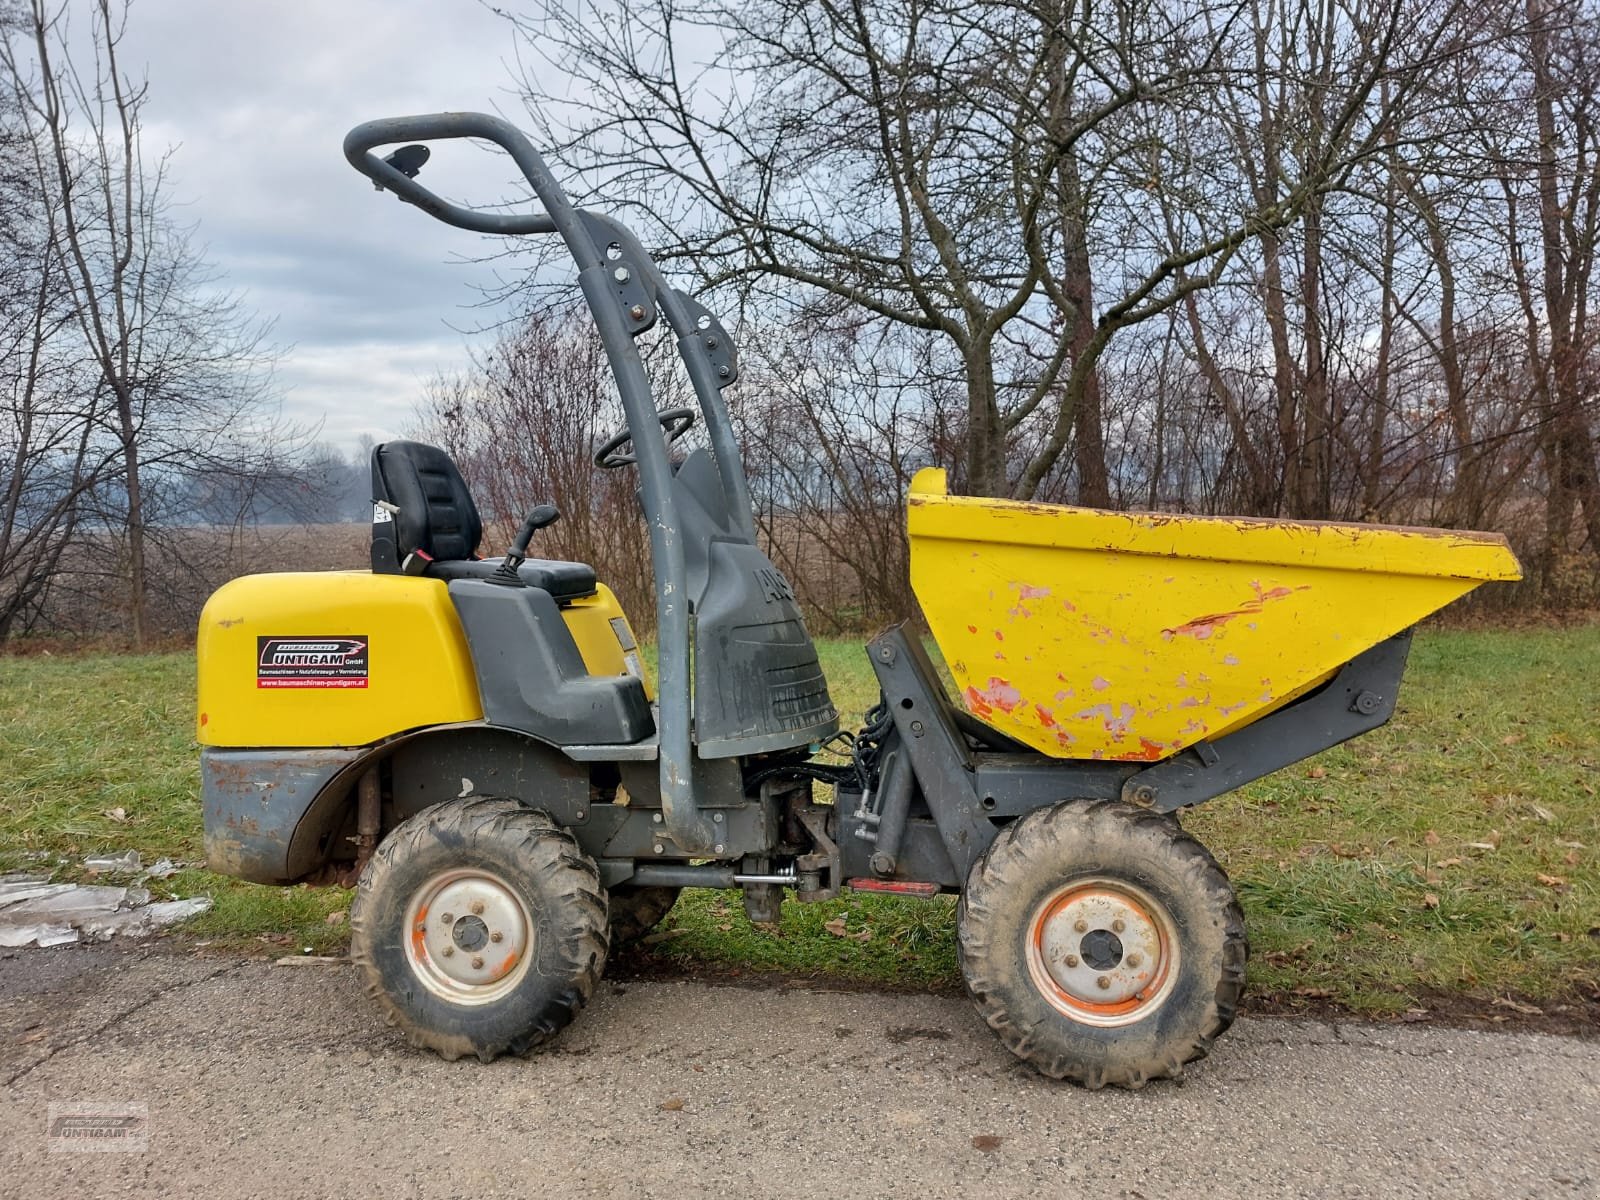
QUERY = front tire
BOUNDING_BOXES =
[957,799,1246,1088]
[350,796,609,1062]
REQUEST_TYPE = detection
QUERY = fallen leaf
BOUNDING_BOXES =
[1556,839,1586,849]
[325,910,347,926]
[1553,932,1571,943]
[101,807,128,823]
[1491,996,1541,1016]
[1501,733,1525,746]
[1422,893,1440,910]
[1401,1009,1431,1023]
[16,1027,48,1044]
[1535,873,1567,888]
[1436,857,1463,868]
[1527,803,1556,823]
[1565,850,1581,867]
[1293,986,1335,998]
[659,1098,685,1112]
[823,917,871,942]
[716,923,733,932]
[972,1135,1003,1152]
[1466,842,1497,853]
[1306,766,1327,780]
[1423,830,1441,846]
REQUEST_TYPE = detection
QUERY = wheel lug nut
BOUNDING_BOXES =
[471,956,484,969]
[1073,918,1088,933]
[471,900,485,916]
[1112,918,1125,933]
[1096,975,1111,990]
[490,931,503,943]
[1126,952,1142,967]
[440,912,453,924]
[1064,954,1079,968]
[442,946,454,957]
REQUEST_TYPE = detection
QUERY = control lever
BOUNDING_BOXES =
[492,504,560,585]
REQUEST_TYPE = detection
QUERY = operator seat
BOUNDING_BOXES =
[368,440,597,602]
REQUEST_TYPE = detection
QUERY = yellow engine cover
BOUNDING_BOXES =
[197,572,483,747]
[560,585,653,700]
[908,468,1523,762]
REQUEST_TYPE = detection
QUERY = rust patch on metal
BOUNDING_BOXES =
[411,904,430,963]
[964,677,1023,717]
[1162,582,1307,642]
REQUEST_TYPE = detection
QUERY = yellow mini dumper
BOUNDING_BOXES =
[196,113,1522,1088]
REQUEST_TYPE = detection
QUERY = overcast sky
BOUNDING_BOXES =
[125,0,540,453]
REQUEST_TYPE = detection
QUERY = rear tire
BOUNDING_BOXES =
[957,799,1246,1089]
[350,796,608,1062]
[607,885,680,945]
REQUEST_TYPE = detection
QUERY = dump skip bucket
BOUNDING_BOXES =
[907,469,1522,762]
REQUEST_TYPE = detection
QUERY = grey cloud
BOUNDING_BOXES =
[123,0,541,448]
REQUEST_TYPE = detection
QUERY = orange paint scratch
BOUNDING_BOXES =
[1162,582,1308,642]
[1134,738,1166,761]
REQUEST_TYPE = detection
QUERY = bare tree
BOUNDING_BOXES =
[0,3,116,637]
[1,0,292,644]
[497,0,1477,504]
[1516,0,1600,588]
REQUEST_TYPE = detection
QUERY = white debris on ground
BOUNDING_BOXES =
[0,854,210,948]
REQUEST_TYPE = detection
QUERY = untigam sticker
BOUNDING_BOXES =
[257,636,369,689]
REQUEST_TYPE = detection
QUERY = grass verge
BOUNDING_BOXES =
[2,626,1597,1018]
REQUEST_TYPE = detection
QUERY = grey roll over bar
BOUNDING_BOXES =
[343,111,749,854]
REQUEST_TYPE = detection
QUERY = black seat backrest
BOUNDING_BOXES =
[370,441,483,573]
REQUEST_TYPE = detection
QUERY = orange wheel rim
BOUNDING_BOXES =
[1024,878,1179,1028]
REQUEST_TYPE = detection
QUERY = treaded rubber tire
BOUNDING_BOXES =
[957,798,1247,1089]
[350,796,608,1062]
[607,885,680,945]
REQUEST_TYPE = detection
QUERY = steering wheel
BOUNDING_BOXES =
[594,406,697,468]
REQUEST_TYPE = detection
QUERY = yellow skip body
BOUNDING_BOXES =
[907,468,1523,762]
[197,572,644,748]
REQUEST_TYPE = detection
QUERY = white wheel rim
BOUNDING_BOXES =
[402,868,534,1006]
[1025,877,1180,1028]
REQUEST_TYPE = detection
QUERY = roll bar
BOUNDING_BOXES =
[344,112,749,855]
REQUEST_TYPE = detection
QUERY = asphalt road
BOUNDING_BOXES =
[1,944,1596,1199]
